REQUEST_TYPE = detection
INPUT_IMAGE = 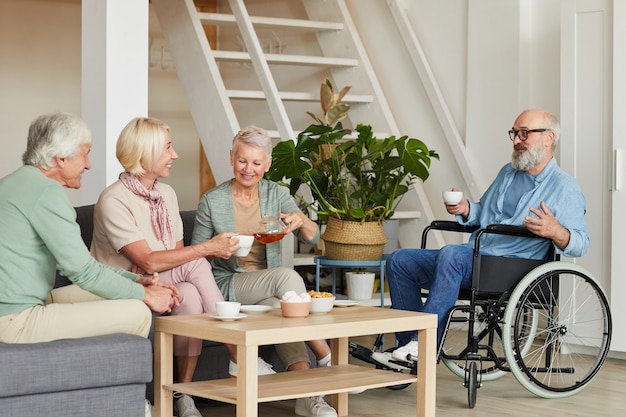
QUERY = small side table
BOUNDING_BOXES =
[314,256,387,307]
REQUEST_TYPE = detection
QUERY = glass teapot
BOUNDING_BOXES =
[253,215,288,243]
[259,215,286,233]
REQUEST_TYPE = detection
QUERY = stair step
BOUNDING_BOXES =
[266,130,391,140]
[390,210,422,220]
[227,89,373,103]
[213,50,358,68]
[199,12,344,32]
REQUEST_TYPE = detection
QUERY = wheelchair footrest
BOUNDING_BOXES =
[349,342,376,363]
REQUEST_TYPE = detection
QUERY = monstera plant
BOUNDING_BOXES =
[265,79,438,260]
[266,79,439,223]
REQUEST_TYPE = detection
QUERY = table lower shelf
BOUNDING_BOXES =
[163,364,416,404]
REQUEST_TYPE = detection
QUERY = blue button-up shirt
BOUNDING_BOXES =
[458,158,589,260]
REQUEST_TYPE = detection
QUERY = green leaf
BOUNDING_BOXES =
[320,81,333,115]
[325,103,350,126]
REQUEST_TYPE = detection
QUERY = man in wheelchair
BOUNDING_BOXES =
[372,109,589,368]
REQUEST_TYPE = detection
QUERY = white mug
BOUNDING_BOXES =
[215,301,241,316]
[233,235,254,257]
[442,191,463,205]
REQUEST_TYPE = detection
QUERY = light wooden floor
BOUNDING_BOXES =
[192,334,626,417]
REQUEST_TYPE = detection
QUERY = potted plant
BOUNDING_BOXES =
[266,79,439,260]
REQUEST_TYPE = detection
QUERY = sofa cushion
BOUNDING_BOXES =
[180,210,196,246]
[0,333,152,398]
[75,204,95,248]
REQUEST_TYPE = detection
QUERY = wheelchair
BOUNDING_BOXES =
[350,220,612,408]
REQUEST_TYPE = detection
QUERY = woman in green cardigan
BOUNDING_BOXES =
[192,126,337,417]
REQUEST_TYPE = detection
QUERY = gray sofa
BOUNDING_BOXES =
[0,332,152,417]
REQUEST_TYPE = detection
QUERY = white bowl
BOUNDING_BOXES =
[310,296,336,313]
[442,191,463,205]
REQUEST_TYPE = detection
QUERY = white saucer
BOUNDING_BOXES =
[333,300,359,307]
[240,305,272,314]
[208,313,248,321]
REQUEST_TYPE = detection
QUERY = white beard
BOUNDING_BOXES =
[511,139,545,171]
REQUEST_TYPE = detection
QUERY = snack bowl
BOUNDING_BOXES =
[280,300,311,318]
[310,296,336,313]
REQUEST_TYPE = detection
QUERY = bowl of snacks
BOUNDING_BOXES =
[280,291,311,318]
[308,290,336,313]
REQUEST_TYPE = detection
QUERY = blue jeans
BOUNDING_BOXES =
[386,245,473,345]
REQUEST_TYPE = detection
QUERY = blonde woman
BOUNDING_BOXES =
[91,117,269,417]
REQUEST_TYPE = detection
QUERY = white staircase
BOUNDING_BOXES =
[151,0,438,255]
[152,0,394,177]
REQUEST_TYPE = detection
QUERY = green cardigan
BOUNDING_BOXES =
[191,179,319,301]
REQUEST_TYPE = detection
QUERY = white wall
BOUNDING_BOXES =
[0,0,83,202]
[0,0,201,209]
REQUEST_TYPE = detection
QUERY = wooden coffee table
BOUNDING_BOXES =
[154,306,437,417]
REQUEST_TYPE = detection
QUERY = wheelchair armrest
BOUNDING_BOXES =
[476,224,556,259]
[428,221,480,234]
[484,224,537,238]
[421,221,480,249]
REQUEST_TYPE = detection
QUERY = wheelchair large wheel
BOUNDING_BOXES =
[502,262,612,398]
[441,302,537,382]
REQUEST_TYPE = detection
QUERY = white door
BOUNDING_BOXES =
[560,0,618,349]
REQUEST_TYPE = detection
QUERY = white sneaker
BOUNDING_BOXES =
[174,393,202,417]
[144,399,153,417]
[370,351,413,371]
[295,396,337,417]
[228,357,277,377]
[391,340,418,362]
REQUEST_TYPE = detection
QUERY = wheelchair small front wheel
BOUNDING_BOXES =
[502,261,612,398]
[466,361,479,408]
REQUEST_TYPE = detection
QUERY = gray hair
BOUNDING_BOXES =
[542,111,560,148]
[232,126,273,157]
[22,112,92,170]
[520,109,560,149]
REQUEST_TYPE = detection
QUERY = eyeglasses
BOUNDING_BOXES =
[508,128,550,141]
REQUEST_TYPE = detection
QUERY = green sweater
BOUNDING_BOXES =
[0,166,144,317]
[192,179,319,301]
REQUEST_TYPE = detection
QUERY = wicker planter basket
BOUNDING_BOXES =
[321,217,387,260]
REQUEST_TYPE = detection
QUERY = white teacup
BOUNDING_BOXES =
[443,191,463,205]
[215,301,241,317]
[234,235,254,257]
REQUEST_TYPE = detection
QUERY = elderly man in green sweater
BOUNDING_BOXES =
[0,114,178,348]
[0,112,180,416]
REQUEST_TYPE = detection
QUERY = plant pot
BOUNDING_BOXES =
[321,217,387,260]
[345,272,376,300]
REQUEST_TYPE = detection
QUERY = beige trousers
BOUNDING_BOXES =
[0,285,151,343]
[233,267,311,367]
